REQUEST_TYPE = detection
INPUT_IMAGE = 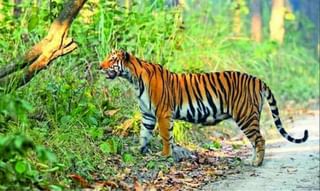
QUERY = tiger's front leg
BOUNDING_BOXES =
[157,117,172,156]
[158,117,194,162]
[139,113,156,154]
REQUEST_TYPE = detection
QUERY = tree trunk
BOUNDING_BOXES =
[269,0,285,44]
[251,0,262,42]
[0,0,87,92]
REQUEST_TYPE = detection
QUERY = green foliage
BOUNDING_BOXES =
[146,160,156,169]
[173,121,192,143]
[230,0,249,15]
[99,137,123,155]
[146,158,171,173]
[0,134,61,190]
[88,127,104,140]
[203,140,222,151]
[122,153,135,164]
[87,0,182,64]
[0,94,33,128]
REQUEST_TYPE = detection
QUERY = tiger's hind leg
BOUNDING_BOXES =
[237,115,265,166]
[253,133,265,166]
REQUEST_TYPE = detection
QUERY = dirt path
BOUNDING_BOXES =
[202,113,320,191]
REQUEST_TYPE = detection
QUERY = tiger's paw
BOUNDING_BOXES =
[172,146,196,162]
[252,161,263,167]
[140,146,150,155]
[243,158,263,167]
[252,157,264,167]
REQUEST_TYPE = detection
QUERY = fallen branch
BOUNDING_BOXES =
[0,0,87,92]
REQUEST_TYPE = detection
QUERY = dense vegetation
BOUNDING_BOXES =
[0,0,318,190]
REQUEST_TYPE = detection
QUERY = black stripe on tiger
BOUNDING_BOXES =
[100,50,309,167]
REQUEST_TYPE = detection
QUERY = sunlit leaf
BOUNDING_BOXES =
[146,160,156,169]
[122,153,134,164]
[285,12,295,21]
[60,115,72,124]
[86,116,98,126]
[49,185,63,191]
[36,146,57,163]
[99,142,112,154]
[89,127,104,139]
[20,100,33,112]
[28,7,39,31]
[15,161,27,174]
[14,136,23,149]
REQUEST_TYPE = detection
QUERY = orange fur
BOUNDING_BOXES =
[100,50,308,166]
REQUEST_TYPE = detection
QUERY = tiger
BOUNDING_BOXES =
[99,49,308,166]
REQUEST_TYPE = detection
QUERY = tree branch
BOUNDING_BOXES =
[0,0,87,92]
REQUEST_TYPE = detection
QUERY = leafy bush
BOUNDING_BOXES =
[0,94,33,130]
[0,134,62,190]
[99,137,123,155]
[173,122,192,143]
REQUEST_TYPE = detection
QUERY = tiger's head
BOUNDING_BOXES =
[100,50,130,79]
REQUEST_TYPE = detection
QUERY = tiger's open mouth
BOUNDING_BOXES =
[104,70,117,79]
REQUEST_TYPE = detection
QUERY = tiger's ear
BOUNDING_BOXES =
[118,49,130,62]
[119,49,129,61]
[124,51,130,61]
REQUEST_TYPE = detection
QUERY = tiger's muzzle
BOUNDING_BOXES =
[104,69,117,79]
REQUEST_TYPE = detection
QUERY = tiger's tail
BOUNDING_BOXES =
[263,85,308,143]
